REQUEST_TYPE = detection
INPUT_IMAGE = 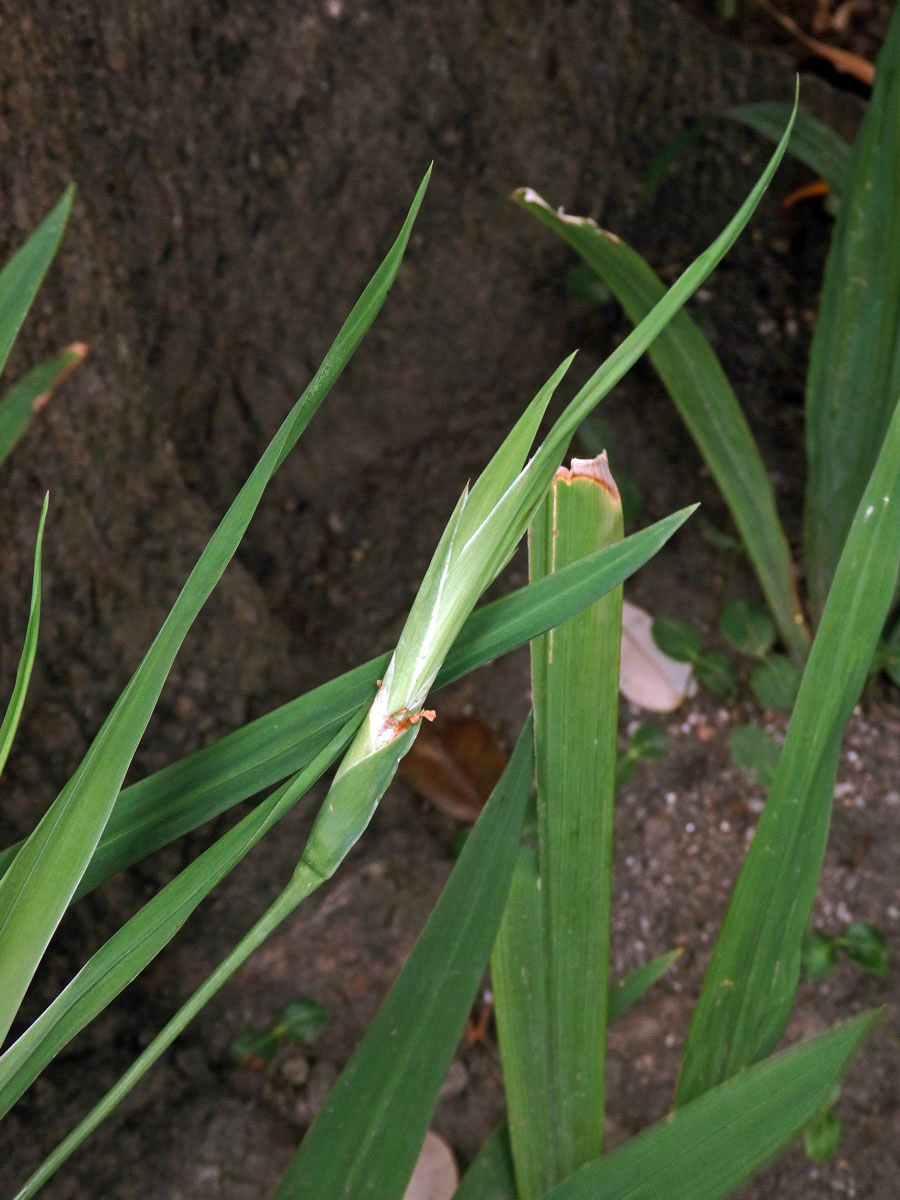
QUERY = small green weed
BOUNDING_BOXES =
[230,998,329,1068]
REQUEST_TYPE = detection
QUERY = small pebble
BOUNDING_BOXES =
[281,1055,310,1087]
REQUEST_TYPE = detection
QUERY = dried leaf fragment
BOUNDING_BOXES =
[399,715,507,822]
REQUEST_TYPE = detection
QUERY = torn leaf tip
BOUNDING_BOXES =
[555,451,620,499]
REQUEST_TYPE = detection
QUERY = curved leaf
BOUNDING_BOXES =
[0,496,47,779]
[0,170,431,1047]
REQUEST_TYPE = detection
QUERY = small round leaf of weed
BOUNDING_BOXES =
[800,928,838,982]
[719,600,776,658]
[839,923,890,977]
[230,1027,277,1066]
[730,723,781,788]
[274,998,330,1043]
[629,722,668,760]
[652,617,702,662]
[695,651,737,697]
[803,1109,843,1162]
[750,653,801,711]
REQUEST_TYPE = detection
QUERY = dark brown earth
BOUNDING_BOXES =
[0,2,896,1198]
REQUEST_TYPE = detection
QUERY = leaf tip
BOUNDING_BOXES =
[33,343,88,412]
[555,451,620,500]
[511,185,544,207]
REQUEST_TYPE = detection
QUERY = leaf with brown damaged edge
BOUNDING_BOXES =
[757,0,875,87]
[493,450,623,1199]
[0,345,89,465]
[515,181,809,665]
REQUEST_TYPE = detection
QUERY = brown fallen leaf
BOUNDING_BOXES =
[756,0,875,86]
[463,988,495,1048]
[781,178,832,213]
[816,0,870,36]
[399,715,507,822]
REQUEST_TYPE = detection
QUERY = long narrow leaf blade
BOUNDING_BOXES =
[0,186,74,380]
[804,7,900,620]
[513,83,798,500]
[641,104,848,202]
[405,87,798,687]
[0,496,47,779]
[453,1124,518,1200]
[490,839,551,1198]
[544,1013,876,1200]
[515,188,809,663]
[678,392,900,1104]
[0,170,430,1046]
[608,949,682,1022]
[452,948,685,1200]
[495,456,623,1198]
[271,717,535,1200]
[0,723,354,1120]
[0,506,695,898]
[725,102,850,195]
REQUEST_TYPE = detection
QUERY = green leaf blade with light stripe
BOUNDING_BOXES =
[0,496,47,780]
[678,390,900,1105]
[0,506,695,897]
[515,187,808,663]
[497,455,623,1197]
[804,6,900,620]
[544,1013,876,1200]
[0,186,74,382]
[452,948,687,1200]
[271,718,534,1200]
[0,169,430,1047]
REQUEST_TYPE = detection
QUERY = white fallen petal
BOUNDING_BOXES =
[403,1130,459,1200]
[620,599,696,712]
